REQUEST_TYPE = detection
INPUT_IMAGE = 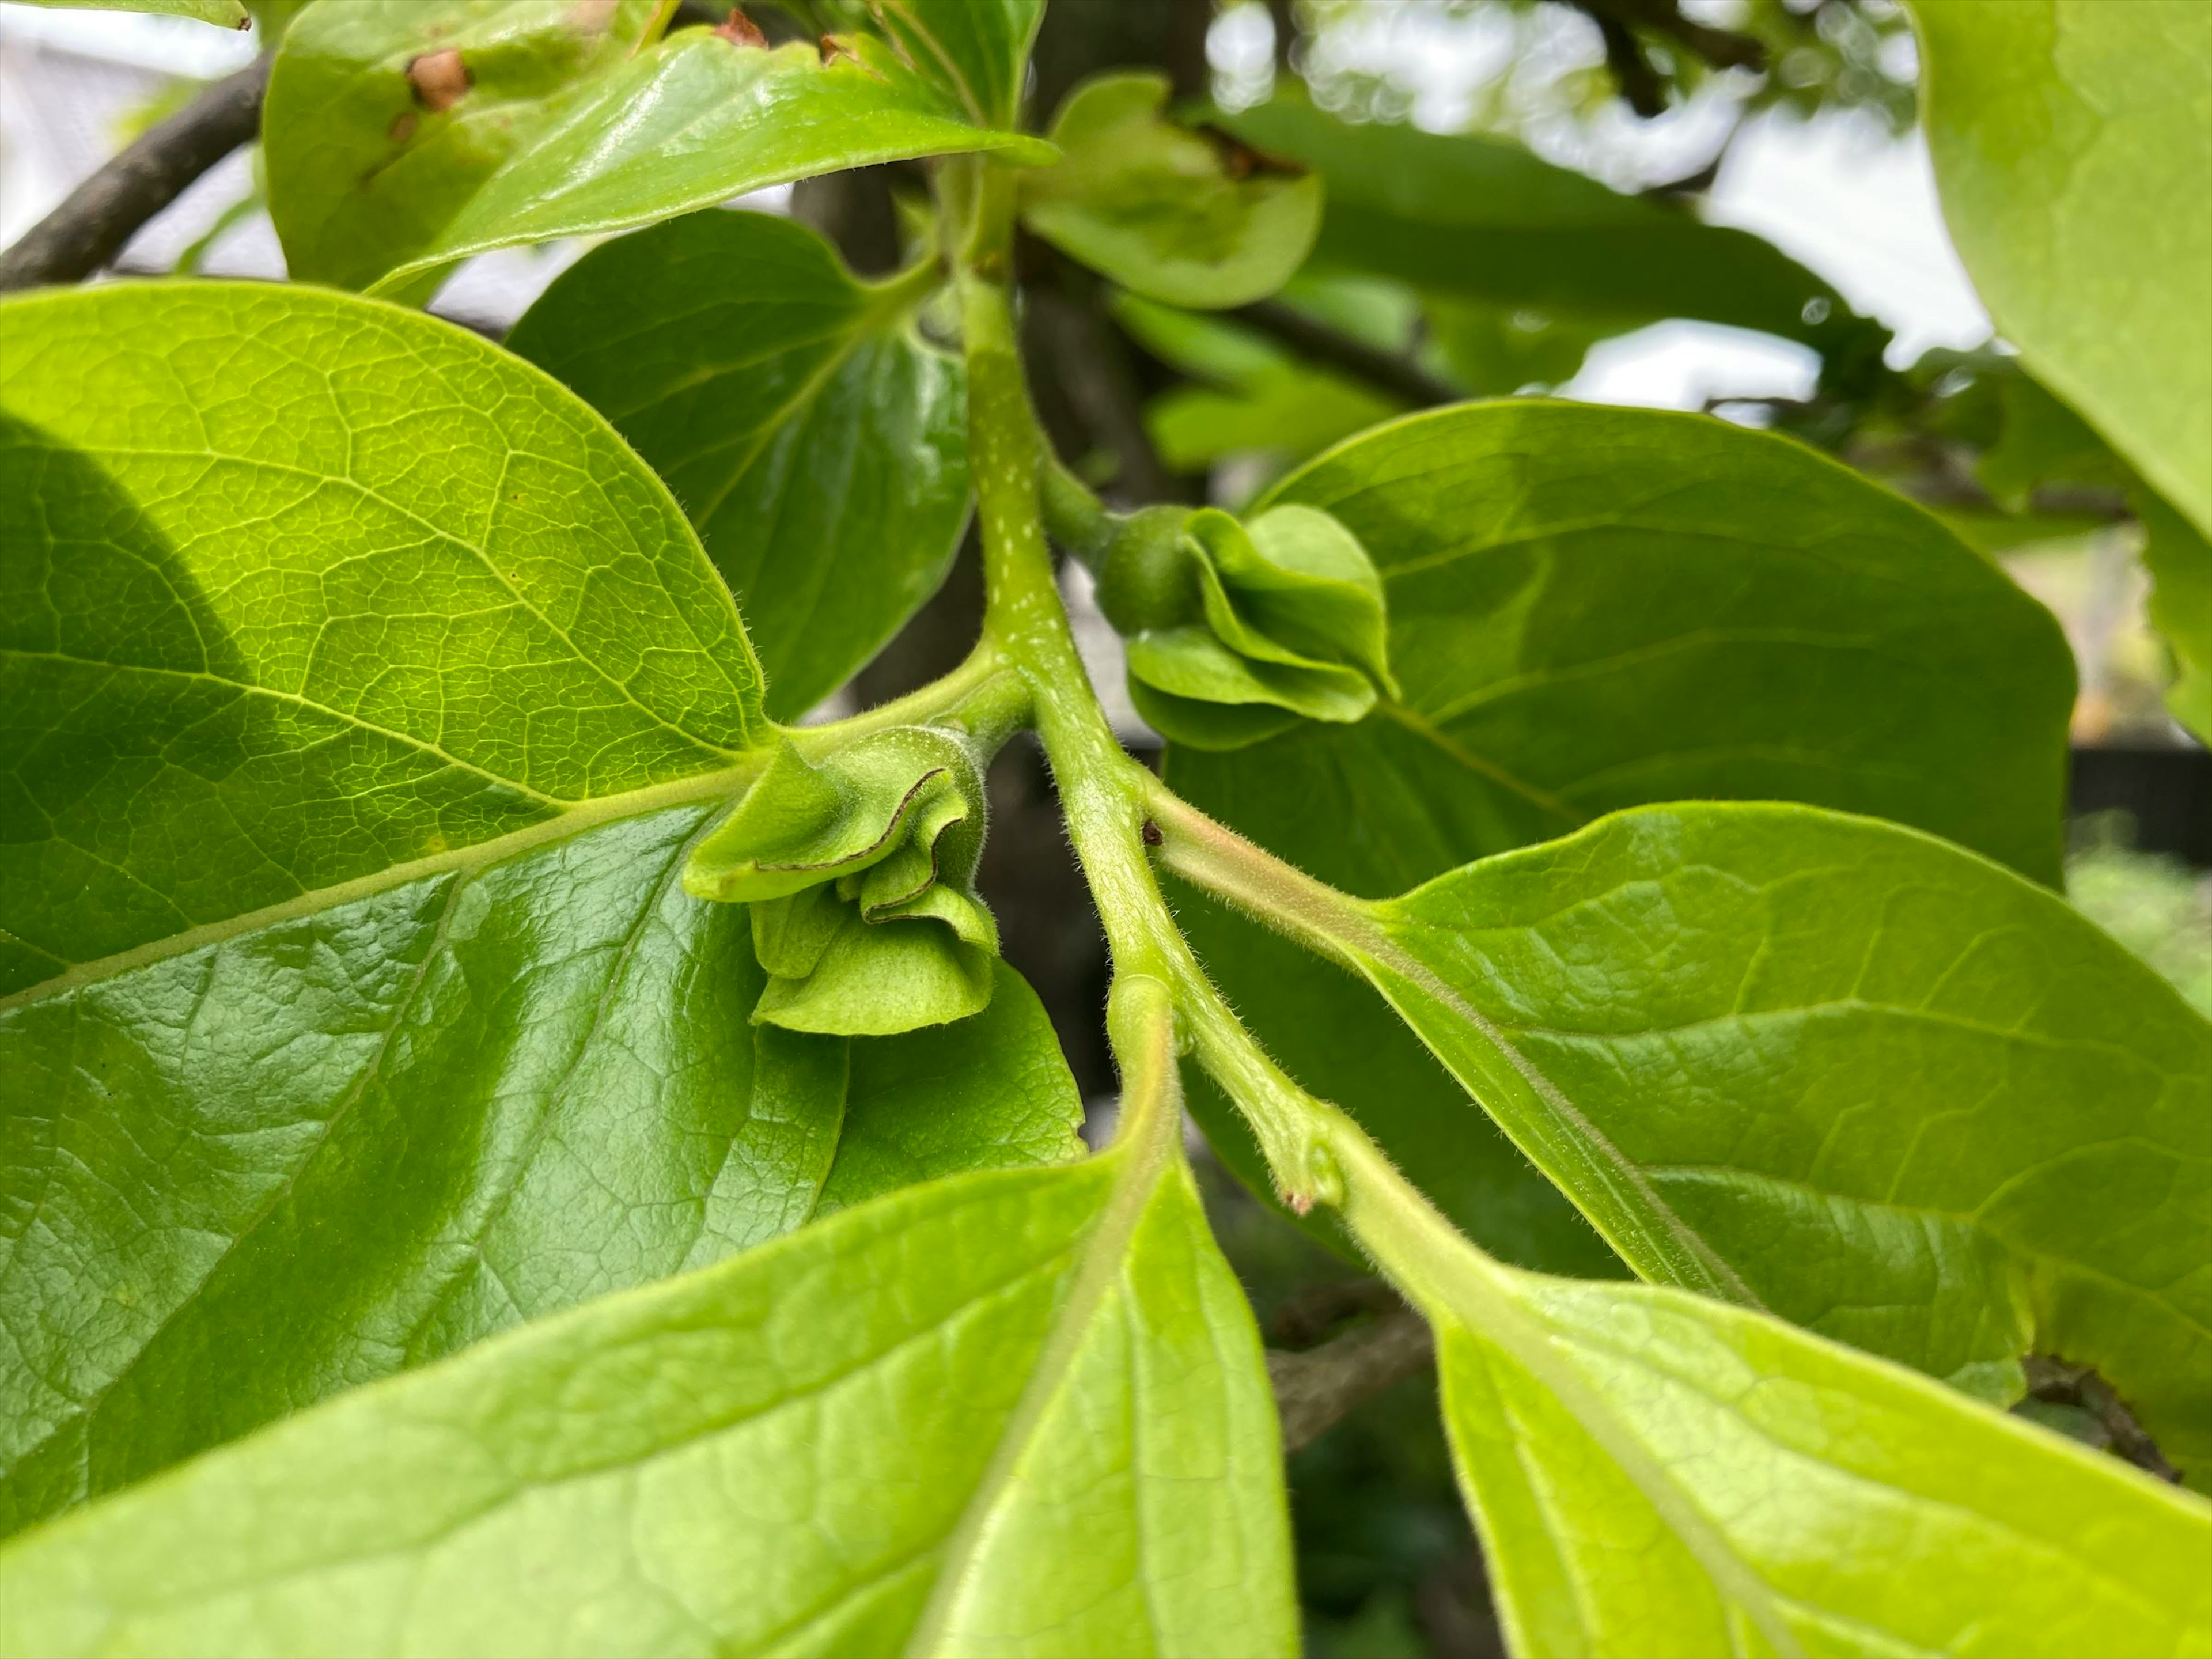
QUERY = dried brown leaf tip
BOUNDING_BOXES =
[715,8,767,47]
[1199,126,1304,181]
[819,34,859,67]
[406,49,471,113]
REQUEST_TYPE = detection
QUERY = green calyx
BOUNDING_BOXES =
[683,727,1000,1035]
[1096,503,1400,751]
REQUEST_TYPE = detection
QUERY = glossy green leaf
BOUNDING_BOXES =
[1910,0,2212,542]
[0,1021,1293,1659]
[1367,1194,2212,1658]
[1328,802,2212,1484]
[264,0,668,291]
[685,727,1000,1035]
[1169,400,2075,1275]
[1217,95,1878,355]
[18,0,247,24]
[371,31,1055,297]
[873,0,1044,126]
[0,282,766,997]
[1024,72,1324,310]
[0,794,1078,1539]
[510,210,970,719]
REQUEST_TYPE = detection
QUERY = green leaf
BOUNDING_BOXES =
[371,30,1055,297]
[1341,1147,2212,1659]
[1909,0,2212,543]
[1216,94,1879,354]
[18,0,248,22]
[0,282,767,998]
[685,727,1000,1035]
[2142,488,2212,744]
[0,1021,1293,1658]
[1024,72,1324,310]
[1334,802,2212,1484]
[0,795,1078,1540]
[872,0,1044,126]
[264,0,668,291]
[1168,400,2075,1276]
[509,210,970,719]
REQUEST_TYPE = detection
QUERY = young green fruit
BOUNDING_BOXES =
[1098,503,1400,750]
[684,727,998,1035]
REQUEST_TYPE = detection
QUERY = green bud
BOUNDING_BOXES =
[1114,503,1401,751]
[683,727,999,1036]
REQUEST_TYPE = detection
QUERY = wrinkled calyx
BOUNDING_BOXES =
[683,728,998,1036]
[1092,503,1400,750]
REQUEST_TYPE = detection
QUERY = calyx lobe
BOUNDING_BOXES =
[1098,503,1400,749]
[684,727,999,1035]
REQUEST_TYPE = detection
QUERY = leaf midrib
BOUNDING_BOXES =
[0,763,757,1017]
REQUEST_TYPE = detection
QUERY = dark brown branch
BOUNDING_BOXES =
[1268,1303,1435,1453]
[1027,285,1182,506]
[2022,1357,2182,1483]
[1232,298,1464,409]
[1593,11,1668,118]
[1564,0,1767,108]
[0,56,271,294]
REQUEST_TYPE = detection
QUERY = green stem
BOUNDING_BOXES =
[783,639,1025,756]
[1141,783,1388,975]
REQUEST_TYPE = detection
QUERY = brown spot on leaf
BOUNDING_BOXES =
[715,9,767,47]
[1198,126,1304,181]
[388,111,419,144]
[566,0,620,33]
[1141,819,1164,847]
[1284,1189,1315,1217]
[406,48,471,113]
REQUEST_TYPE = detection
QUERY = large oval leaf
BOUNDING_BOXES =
[0,1013,1293,1658]
[1169,399,2075,1275]
[510,211,971,719]
[1909,0,2212,543]
[1332,1129,2212,1659]
[0,282,767,997]
[368,30,1055,298]
[0,802,1080,1539]
[1306,802,2210,1483]
[1217,96,1879,357]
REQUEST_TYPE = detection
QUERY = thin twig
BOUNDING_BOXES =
[1268,1304,1436,1453]
[0,56,271,293]
[1231,298,1464,408]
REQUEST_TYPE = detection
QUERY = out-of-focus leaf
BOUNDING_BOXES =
[1171,401,2076,1275]
[0,281,766,997]
[0,1035,1292,1659]
[17,0,247,25]
[1910,0,2212,541]
[511,211,969,719]
[1217,94,1877,355]
[1025,71,1323,309]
